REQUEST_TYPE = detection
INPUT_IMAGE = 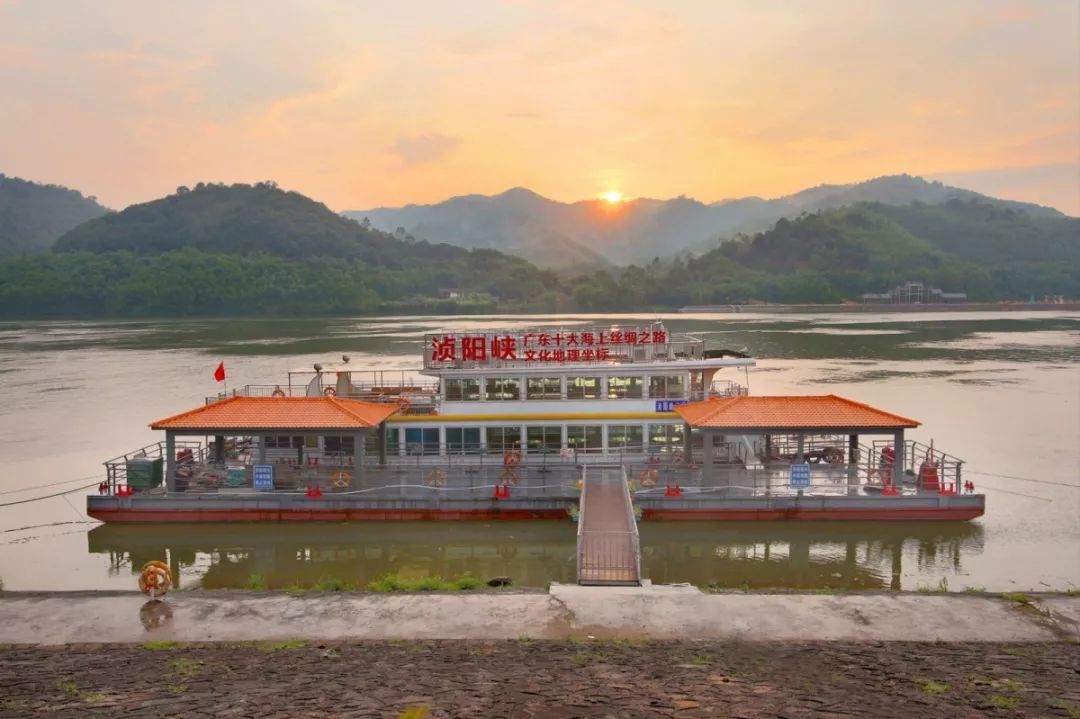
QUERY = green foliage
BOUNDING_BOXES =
[258,639,306,652]
[245,574,267,591]
[920,680,949,695]
[0,174,108,254]
[1001,592,1033,604]
[142,640,178,651]
[311,576,353,592]
[365,572,483,592]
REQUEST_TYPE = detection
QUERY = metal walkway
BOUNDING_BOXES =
[576,467,641,586]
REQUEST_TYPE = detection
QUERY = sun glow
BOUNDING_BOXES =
[600,190,624,204]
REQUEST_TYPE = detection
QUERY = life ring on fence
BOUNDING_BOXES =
[323,387,337,397]
[639,469,658,488]
[499,468,519,486]
[672,450,685,466]
[271,387,286,397]
[332,471,351,489]
[396,396,411,414]
[138,560,173,599]
[575,478,583,491]
[503,449,522,467]
[426,469,446,487]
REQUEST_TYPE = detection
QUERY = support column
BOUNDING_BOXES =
[796,434,805,463]
[893,429,905,486]
[165,431,176,492]
[355,432,365,484]
[847,433,859,496]
[214,434,225,463]
[378,422,388,466]
[702,430,714,486]
[257,436,267,464]
[764,434,772,467]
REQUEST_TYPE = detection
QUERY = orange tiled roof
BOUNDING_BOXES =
[675,395,919,430]
[150,396,398,431]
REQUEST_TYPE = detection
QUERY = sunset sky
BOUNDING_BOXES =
[1,0,1077,214]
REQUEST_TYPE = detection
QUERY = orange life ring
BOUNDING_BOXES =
[332,471,351,488]
[323,387,337,397]
[499,468,519,486]
[397,396,412,414]
[271,388,286,397]
[639,469,658,488]
[503,449,522,467]
[672,450,685,466]
[426,469,446,487]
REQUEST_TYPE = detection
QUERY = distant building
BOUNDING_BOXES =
[438,288,466,300]
[859,281,967,304]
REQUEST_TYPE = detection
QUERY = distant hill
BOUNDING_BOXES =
[0,182,564,317]
[346,175,1068,266]
[564,199,1080,310]
[0,174,109,253]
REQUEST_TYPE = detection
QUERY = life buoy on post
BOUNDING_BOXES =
[271,387,286,397]
[499,468,519,486]
[426,469,446,487]
[138,560,173,600]
[503,449,522,467]
[332,471,351,489]
[672,450,685,466]
[396,396,412,414]
[323,387,337,397]
[639,469,658,488]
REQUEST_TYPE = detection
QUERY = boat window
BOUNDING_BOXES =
[404,428,439,455]
[445,378,480,401]
[364,429,400,454]
[608,424,644,449]
[486,426,521,452]
[649,375,686,399]
[446,427,481,453]
[263,436,304,449]
[485,377,521,401]
[566,376,601,400]
[567,425,603,454]
[607,376,643,399]
[526,426,562,453]
[649,423,685,453]
[527,377,562,400]
[324,436,355,456]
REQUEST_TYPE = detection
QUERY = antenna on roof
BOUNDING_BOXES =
[342,355,351,364]
[313,363,323,373]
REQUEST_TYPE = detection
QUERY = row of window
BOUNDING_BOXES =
[263,425,686,455]
[444,375,686,401]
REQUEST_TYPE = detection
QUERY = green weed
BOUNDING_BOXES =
[987,694,1018,710]
[918,578,949,593]
[56,679,79,697]
[1051,700,1080,718]
[992,678,1024,692]
[687,654,709,666]
[1001,592,1033,604]
[259,639,307,652]
[920,680,948,695]
[414,575,447,591]
[963,585,986,594]
[171,658,202,677]
[311,576,353,592]
[245,574,268,591]
[142,640,178,651]
[452,574,482,590]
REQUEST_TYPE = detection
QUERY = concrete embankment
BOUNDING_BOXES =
[1,584,1077,645]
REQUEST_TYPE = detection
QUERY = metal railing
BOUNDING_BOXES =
[103,440,206,494]
[576,467,641,585]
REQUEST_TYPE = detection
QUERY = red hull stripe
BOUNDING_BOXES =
[87,506,983,523]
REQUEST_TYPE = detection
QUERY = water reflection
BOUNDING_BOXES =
[88,520,984,592]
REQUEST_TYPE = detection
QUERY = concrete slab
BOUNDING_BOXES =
[0,589,1076,646]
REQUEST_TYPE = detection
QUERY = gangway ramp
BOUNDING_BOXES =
[576,467,641,586]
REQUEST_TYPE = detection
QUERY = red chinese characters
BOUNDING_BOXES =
[491,335,518,360]
[431,335,456,363]
[461,336,487,361]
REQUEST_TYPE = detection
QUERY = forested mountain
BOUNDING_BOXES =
[2,182,562,317]
[346,175,1068,266]
[0,174,109,254]
[564,200,1080,310]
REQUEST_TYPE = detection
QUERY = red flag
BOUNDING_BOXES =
[214,362,225,382]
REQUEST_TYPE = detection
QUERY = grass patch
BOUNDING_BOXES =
[245,574,268,591]
[171,658,202,677]
[1064,587,1080,597]
[452,574,482,590]
[143,640,178,651]
[920,680,949,695]
[1001,592,1033,605]
[311,576,354,592]
[987,694,1018,710]
[963,585,986,594]
[57,679,79,697]
[1052,700,1080,718]
[992,678,1024,692]
[687,654,709,666]
[259,639,307,652]
[365,572,484,592]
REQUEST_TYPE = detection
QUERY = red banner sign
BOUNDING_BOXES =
[427,329,668,365]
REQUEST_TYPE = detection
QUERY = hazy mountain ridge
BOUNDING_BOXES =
[346,175,1067,266]
[0,174,110,254]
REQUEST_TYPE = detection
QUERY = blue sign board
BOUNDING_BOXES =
[655,399,689,413]
[790,462,811,489]
[253,464,273,491]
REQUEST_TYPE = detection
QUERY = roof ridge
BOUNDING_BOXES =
[826,394,920,426]
[149,394,242,428]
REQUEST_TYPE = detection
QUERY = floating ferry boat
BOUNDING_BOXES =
[87,322,985,526]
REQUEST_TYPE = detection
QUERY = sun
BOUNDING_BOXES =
[600,190,624,204]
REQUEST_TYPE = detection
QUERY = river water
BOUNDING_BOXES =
[0,312,1077,592]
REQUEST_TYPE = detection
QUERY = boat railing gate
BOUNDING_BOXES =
[576,466,641,585]
[104,439,207,494]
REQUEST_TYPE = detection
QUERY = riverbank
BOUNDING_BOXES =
[679,302,1080,313]
[1,585,1077,645]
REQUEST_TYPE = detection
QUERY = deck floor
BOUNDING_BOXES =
[578,470,639,585]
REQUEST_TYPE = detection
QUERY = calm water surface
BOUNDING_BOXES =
[1,312,1077,592]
